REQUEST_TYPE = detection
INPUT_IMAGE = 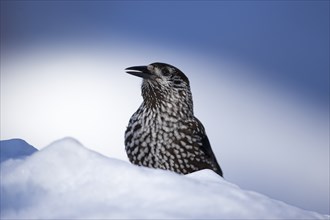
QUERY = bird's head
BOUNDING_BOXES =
[125,62,189,87]
[125,62,193,112]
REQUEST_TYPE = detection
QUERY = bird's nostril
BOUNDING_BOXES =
[147,65,154,72]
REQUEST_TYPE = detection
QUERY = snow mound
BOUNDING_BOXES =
[0,138,327,219]
[0,139,38,163]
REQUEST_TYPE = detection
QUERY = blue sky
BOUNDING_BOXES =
[1,0,329,107]
[1,0,329,214]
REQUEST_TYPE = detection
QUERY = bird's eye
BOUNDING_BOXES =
[162,68,170,76]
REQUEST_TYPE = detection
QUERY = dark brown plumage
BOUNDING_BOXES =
[124,62,223,176]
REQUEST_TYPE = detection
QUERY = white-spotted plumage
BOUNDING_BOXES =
[125,62,223,176]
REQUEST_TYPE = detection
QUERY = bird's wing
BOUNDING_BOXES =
[192,117,223,176]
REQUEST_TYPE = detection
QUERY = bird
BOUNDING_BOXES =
[124,62,223,176]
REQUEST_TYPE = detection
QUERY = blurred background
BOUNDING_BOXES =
[1,0,329,214]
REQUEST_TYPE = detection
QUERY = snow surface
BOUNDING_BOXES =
[1,138,327,219]
[0,139,38,163]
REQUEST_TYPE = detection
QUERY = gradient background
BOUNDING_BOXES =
[1,0,329,214]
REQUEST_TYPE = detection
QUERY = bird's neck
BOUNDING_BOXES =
[142,90,194,118]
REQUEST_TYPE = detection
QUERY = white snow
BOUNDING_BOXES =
[0,139,38,163]
[1,138,327,219]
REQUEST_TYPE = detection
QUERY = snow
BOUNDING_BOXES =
[0,139,38,163]
[1,138,327,219]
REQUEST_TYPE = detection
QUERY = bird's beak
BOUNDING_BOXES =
[125,66,153,79]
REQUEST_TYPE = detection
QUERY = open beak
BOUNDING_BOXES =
[125,66,153,79]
